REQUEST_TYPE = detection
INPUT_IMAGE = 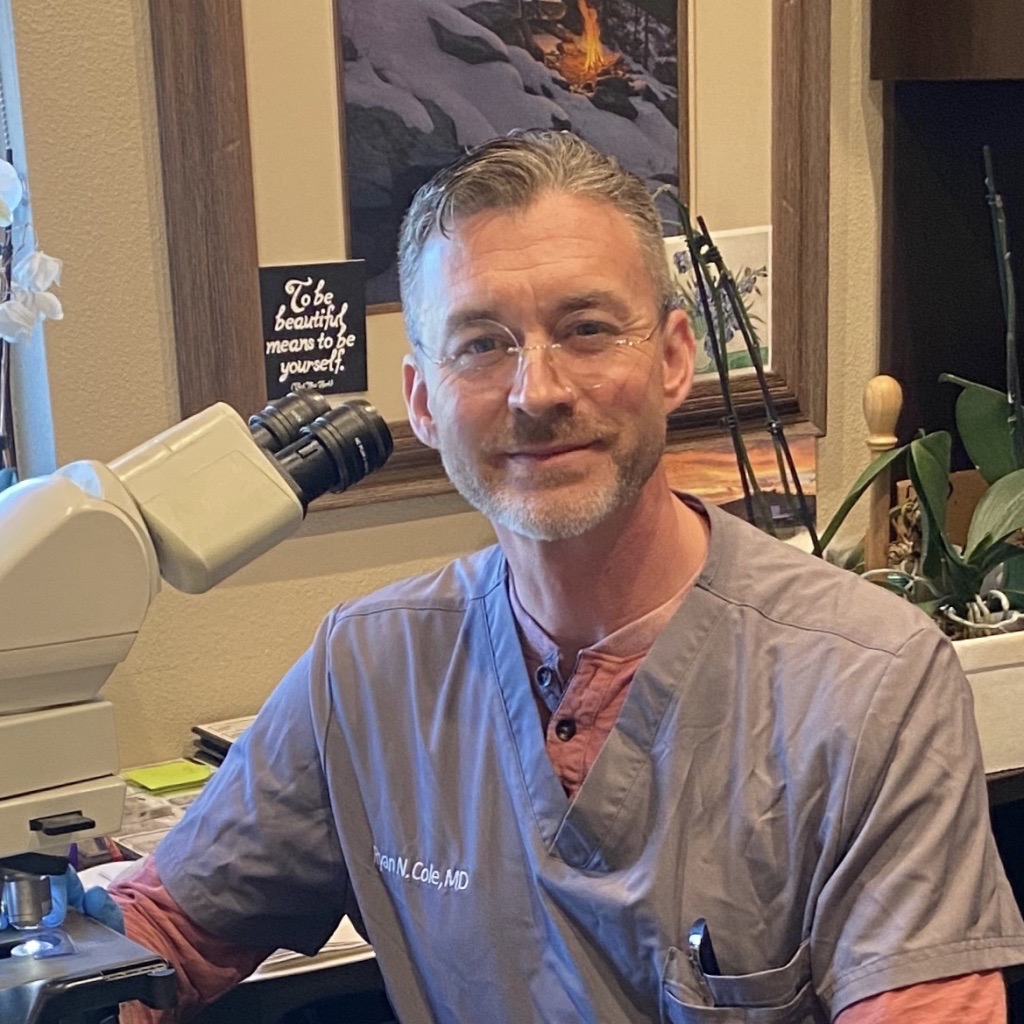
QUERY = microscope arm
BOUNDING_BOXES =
[0,403,305,723]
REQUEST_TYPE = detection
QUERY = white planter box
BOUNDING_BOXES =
[956,630,1024,774]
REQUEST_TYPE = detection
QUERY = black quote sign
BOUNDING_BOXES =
[259,260,367,399]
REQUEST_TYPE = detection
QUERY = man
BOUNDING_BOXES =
[111,131,1024,1022]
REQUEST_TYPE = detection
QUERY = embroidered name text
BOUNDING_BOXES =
[373,845,470,891]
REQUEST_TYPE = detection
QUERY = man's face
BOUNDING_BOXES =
[403,191,694,541]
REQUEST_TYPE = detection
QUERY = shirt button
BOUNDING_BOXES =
[555,718,577,741]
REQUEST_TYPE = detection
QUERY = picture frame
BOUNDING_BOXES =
[148,0,828,509]
[337,0,687,312]
[664,225,772,382]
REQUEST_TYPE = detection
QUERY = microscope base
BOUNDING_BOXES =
[0,909,175,1023]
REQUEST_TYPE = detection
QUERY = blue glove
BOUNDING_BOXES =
[0,867,124,933]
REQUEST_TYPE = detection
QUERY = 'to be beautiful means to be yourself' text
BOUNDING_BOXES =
[266,276,357,387]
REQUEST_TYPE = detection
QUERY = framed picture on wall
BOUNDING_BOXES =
[665,225,772,380]
[336,0,687,309]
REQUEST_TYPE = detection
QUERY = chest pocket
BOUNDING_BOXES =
[660,940,825,1023]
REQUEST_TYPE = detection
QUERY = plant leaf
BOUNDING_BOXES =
[1001,559,1024,596]
[818,444,908,552]
[940,374,1018,482]
[907,432,958,579]
[965,467,1024,558]
[970,539,1023,578]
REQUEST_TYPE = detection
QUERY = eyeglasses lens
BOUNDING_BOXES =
[437,320,652,390]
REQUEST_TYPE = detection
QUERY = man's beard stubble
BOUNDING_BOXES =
[439,408,667,541]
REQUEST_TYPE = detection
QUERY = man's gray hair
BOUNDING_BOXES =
[397,129,673,346]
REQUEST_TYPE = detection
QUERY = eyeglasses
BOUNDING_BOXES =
[423,318,659,391]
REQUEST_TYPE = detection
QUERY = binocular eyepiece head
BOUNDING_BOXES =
[248,393,393,506]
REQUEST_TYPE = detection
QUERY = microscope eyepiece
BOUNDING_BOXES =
[248,391,331,453]
[272,399,393,506]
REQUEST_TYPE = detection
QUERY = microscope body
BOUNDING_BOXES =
[0,396,391,1021]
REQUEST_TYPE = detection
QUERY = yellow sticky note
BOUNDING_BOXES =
[122,759,214,793]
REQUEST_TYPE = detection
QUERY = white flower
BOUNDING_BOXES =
[13,250,62,292]
[0,293,41,342]
[0,164,62,343]
[0,288,63,342]
[0,160,24,228]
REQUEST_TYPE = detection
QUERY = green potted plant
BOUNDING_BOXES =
[819,421,1024,639]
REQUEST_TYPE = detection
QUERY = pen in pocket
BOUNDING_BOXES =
[687,917,720,1006]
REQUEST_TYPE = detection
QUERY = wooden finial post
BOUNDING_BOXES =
[862,375,904,571]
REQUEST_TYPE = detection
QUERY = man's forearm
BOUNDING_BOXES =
[109,857,271,1023]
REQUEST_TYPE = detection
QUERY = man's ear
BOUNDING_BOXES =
[403,354,440,450]
[660,307,696,414]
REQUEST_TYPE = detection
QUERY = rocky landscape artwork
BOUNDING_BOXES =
[338,0,682,306]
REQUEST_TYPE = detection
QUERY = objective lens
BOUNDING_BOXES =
[1,872,51,930]
[248,391,331,453]
[273,399,393,506]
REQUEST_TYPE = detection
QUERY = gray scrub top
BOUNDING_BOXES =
[157,499,1024,1023]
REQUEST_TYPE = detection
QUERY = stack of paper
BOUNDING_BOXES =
[251,916,375,979]
[113,760,214,858]
[190,715,257,767]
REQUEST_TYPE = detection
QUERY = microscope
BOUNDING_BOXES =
[0,392,392,1022]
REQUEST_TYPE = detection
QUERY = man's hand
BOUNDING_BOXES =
[0,868,125,932]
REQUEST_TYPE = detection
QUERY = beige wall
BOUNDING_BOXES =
[690,0,772,230]
[9,0,880,766]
